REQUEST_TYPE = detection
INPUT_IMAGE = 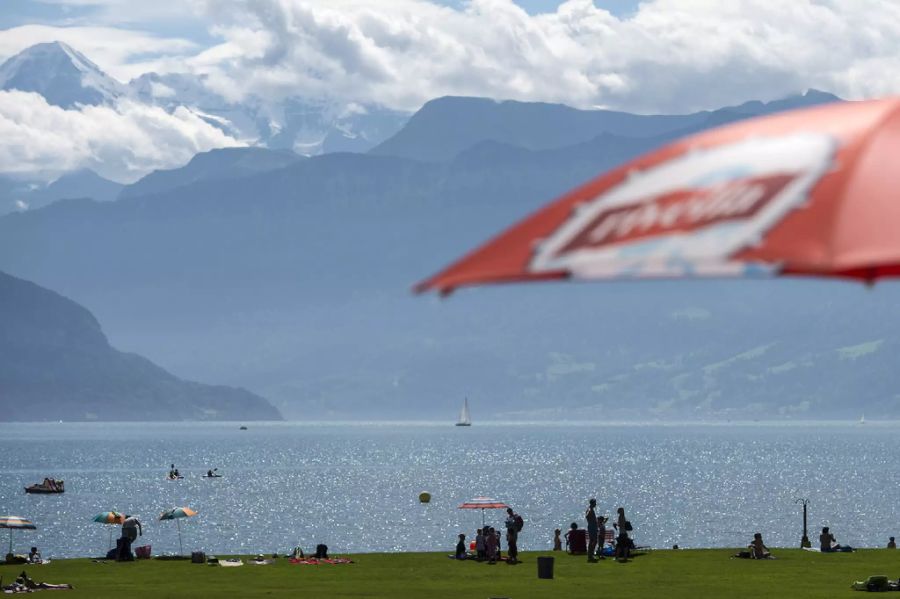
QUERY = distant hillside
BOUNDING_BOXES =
[0,170,122,216]
[0,270,282,421]
[370,90,841,163]
[120,147,302,200]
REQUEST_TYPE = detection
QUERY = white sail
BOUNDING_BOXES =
[457,397,472,426]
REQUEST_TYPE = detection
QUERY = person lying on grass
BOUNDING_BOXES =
[4,570,74,591]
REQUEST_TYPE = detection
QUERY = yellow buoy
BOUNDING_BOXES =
[419,492,431,503]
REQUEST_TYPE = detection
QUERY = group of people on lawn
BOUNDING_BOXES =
[452,500,636,564]
[454,507,524,564]
[556,499,634,562]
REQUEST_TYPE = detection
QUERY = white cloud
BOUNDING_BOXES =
[188,0,900,113]
[0,90,243,182]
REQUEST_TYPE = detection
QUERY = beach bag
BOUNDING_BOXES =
[135,545,151,559]
[514,514,524,532]
[191,551,206,564]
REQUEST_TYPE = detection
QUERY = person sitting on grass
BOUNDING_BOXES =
[27,547,42,564]
[749,533,771,559]
[819,527,849,552]
[564,522,578,552]
[475,529,485,561]
[485,528,498,564]
[888,537,896,549]
[455,534,467,559]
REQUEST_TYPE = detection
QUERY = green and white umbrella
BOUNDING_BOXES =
[159,507,197,555]
[0,516,37,555]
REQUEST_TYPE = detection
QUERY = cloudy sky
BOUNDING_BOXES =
[2,0,900,182]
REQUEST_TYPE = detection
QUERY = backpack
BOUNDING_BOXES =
[514,514,524,532]
[624,521,633,532]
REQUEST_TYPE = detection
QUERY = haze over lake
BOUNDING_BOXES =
[2,421,895,558]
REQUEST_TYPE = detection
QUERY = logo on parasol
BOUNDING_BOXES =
[529,133,837,278]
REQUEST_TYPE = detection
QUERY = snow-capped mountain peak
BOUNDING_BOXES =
[0,41,125,107]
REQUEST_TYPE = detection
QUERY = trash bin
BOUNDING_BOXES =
[537,556,554,579]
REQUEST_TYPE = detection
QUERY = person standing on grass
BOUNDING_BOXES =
[505,508,521,564]
[122,515,142,543]
[553,529,562,551]
[614,507,631,561]
[586,499,599,562]
[506,527,518,564]
[597,514,608,559]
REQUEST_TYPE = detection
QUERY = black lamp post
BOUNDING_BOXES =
[795,498,811,548]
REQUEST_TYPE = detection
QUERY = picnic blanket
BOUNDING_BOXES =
[219,559,244,567]
[289,557,353,565]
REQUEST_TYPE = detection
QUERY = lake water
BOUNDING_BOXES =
[1,421,897,558]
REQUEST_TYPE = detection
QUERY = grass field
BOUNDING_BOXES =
[2,549,897,598]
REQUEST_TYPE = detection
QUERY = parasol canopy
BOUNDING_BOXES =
[159,507,197,556]
[0,516,36,555]
[416,97,900,295]
[93,511,127,524]
[93,511,127,550]
[458,497,509,527]
[159,507,197,521]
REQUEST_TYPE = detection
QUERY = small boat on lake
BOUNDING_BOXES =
[25,478,64,494]
[456,398,472,427]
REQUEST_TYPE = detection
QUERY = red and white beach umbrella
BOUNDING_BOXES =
[416,97,900,295]
[458,497,509,527]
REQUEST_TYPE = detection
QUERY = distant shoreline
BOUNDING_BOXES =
[0,419,889,426]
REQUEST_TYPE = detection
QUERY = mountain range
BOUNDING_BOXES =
[3,40,897,422]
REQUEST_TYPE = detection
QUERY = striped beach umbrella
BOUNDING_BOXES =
[93,511,127,550]
[0,516,37,555]
[159,507,197,555]
[458,497,509,527]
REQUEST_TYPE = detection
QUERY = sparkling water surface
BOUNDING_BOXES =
[0,421,896,558]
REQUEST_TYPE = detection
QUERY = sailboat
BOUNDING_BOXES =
[456,398,472,427]
[859,414,866,425]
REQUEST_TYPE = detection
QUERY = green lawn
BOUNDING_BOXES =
[2,549,897,598]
